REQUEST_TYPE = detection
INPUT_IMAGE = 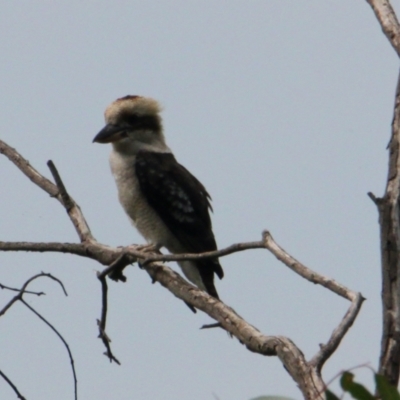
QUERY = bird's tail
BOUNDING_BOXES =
[197,259,223,299]
[178,259,223,299]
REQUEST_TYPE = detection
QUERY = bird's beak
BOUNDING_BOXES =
[93,124,126,143]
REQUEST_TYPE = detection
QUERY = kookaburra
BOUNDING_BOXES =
[93,95,224,300]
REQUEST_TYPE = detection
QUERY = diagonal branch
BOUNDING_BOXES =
[140,259,326,398]
[0,139,365,400]
[0,140,58,196]
[262,231,365,371]
[0,282,45,296]
[0,369,26,400]
[46,160,93,243]
[0,139,93,243]
[0,273,76,400]
[366,0,400,57]
[21,299,78,400]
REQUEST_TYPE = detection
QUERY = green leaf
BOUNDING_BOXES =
[325,389,341,400]
[375,374,400,400]
[340,372,375,400]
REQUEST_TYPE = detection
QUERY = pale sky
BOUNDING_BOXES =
[0,1,398,399]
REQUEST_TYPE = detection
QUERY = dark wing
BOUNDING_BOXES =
[135,151,223,297]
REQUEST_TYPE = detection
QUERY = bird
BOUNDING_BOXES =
[93,95,224,303]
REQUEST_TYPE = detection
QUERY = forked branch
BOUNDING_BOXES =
[366,0,400,386]
[0,273,77,400]
[0,139,364,400]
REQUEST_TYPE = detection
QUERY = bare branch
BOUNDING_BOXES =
[0,273,75,399]
[0,234,361,397]
[141,260,326,399]
[45,160,93,243]
[262,231,357,301]
[139,240,265,265]
[0,282,45,296]
[368,68,400,385]
[310,293,365,370]
[362,0,400,386]
[0,241,87,254]
[0,273,62,316]
[200,322,224,330]
[367,191,381,205]
[47,160,75,211]
[0,369,26,400]
[0,139,58,197]
[261,231,364,371]
[21,299,78,400]
[0,241,127,268]
[96,258,122,365]
[366,0,400,57]
[0,139,93,243]
[1,139,364,399]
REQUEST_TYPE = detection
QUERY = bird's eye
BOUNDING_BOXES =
[120,131,128,138]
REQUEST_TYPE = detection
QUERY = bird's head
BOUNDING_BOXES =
[93,95,169,154]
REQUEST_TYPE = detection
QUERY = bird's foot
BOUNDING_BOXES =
[136,244,162,270]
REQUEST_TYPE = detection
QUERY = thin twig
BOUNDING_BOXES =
[45,160,93,243]
[367,191,381,206]
[47,160,74,211]
[0,273,74,398]
[40,272,68,296]
[0,282,45,296]
[0,273,60,317]
[21,299,78,400]
[0,369,26,400]
[96,257,122,364]
[200,322,224,330]
[138,240,265,265]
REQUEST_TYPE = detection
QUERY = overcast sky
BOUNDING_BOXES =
[1,1,399,399]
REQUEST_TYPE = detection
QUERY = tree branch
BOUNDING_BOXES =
[0,273,76,399]
[369,69,400,386]
[0,140,58,196]
[366,0,400,57]
[21,299,77,400]
[96,256,122,365]
[365,0,400,386]
[0,140,365,400]
[0,282,45,296]
[262,231,365,371]
[0,369,26,400]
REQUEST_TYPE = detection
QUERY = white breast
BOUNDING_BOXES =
[109,150,180,250]
[109,150,206,290]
